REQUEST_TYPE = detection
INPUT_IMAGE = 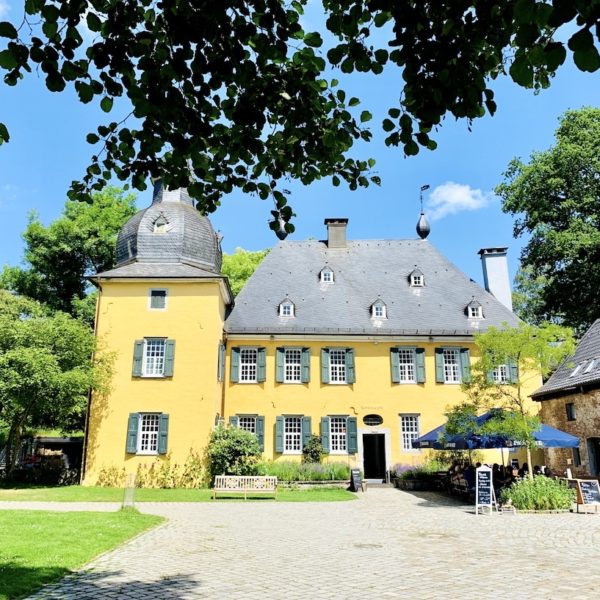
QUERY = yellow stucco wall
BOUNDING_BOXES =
[84,279,227,484]
[224,339,543,471]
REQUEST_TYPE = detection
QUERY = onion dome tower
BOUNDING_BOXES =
[416,212,430,239]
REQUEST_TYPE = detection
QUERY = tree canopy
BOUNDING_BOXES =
[221,248,269,296]
[1,1,598,233]
[0,186,136,323]
[497,107,600,333]
[0,290,112,475]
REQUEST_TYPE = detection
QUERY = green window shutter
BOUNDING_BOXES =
[230,347,240,382]
[460,348,471,382]
[415,348,426,383]
[301,416,312,449]
[132,340,144,377]
[320,416,330,453]
[321,348,330,383]
[126,413,139,453]
[301,348,311,383]
[256,416,265,452]
[229,415,239,427]
[217,343,225,381]
[275,416,284,453]
[164,340,176,376]
[257,347,266,382]
[275,347,285,383]
[435,348,445,383]
[158,414,169,455]
[508,359,519,384]
[390,348,400,383]
[347,417,358,454]
[345,348,356,383]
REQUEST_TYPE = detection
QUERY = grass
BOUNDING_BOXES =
[0,485,356,502]
[0,509,163,600]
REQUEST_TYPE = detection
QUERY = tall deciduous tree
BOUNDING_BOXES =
[0,187,135,323]
[498,108,600,333]
[221,248,269,296]
[454,322,575,478]
[0,291,112,475]
[0,2,598,232]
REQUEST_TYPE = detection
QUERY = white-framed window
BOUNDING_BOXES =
[570,364,582,378]
[279,300,294,317]
[443,348,461,383]
[153,215,168,233]
[284,348,302,383]
[138,413,160,454]
[400,414,420,451]
[371,301,387,319]
[492,364,509,383]
[284,416,302,453]
[330,416,347,453]
[585,359,596,373]
[240,348,258,382]
[411,274,423,286]
[149,288,168,310]
[329,349,347,383]
[143,338,166,376]
[239,416,257,434]
[468,305,483,318]
[397,349,416,383]
[320,267,334,283]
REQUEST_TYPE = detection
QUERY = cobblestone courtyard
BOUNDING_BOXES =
[4,488,600,599]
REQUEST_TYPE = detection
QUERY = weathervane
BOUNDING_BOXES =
[419,184,430,213]
[416,184,431,240]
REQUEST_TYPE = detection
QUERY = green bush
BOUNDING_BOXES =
[206,426,261,483]
[256,460,350,481]
[302,434,323,463]
[501,476,576,511]
[398,459,449,480]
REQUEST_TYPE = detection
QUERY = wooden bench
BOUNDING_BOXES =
[212,475,278,500]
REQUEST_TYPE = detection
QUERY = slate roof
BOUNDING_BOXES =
[93,262,222,279]
[225,239,519,336]
[532,319,600,400]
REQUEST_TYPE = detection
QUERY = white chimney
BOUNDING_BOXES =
[324,218,348,248]
[478,247,513,312]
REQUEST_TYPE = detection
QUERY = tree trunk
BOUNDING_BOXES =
[5,420,22,477]
[526,446,534,481]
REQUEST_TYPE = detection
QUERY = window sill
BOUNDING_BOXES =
[282,451,302,455]
[140,374,165,379]
[238,380,258,384]
[136,452,159,456]
[327,381,349,385]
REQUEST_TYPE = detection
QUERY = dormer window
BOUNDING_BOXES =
[279,299,295,318]
[569,364,582,378]
[153,214,168,233]
[320,267,334,284]
[409,268,424,287]
[371,300,387,319]
[466,300,483,319]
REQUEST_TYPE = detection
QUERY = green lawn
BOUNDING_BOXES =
[0,509,163,600]
[0,485,356,503]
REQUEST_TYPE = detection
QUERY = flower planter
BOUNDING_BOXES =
[394,478,437,492]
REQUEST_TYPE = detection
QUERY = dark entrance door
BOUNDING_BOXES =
[587,438,600,476]
[363,434,386,481]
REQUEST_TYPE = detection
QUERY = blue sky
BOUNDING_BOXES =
[0,2,598,290]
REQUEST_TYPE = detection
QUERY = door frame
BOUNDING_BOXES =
[358,427,391,483]
[587,437,600,476]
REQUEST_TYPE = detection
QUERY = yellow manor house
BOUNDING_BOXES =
[83,183,540,484]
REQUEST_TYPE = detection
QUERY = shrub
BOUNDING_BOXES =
[205,425,260,483]
[501,476,576,511]
[302,434,323,463]
[97,465,127,487]
[256,460,350,481]
[397,458,449,480]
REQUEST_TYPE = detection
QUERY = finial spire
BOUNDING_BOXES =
[416,184,431,239]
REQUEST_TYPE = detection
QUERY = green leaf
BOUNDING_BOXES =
[0,49,17,69]
[543,42,567,71]
[348,97,360,107]
[86,133,100,144]
[388,108,401,118]
[404,140,419,156]
[509,55,534,87]
[86,12,102,32]
[76,82,94,103]
[100,97,113,113]
[360,110,372,123]
[573,47,600,72]
[568,28,594,53]
[0,122,9,143]
[303,32,323,48]
[382,118,395,132]
[0,22,18,39]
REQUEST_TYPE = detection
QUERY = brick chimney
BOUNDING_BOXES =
[478,247,513,311]
[324,218,348,248]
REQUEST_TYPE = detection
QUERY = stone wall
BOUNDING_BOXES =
[538,389,600,478]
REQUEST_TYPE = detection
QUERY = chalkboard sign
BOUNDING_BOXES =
[349,469,363,492]
[578,480,600,505]
[475,465,494,515]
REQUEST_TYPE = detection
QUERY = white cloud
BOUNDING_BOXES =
[0,1,10,18]
[426,181,494,221]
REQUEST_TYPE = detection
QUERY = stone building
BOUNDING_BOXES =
[532,319,600,477]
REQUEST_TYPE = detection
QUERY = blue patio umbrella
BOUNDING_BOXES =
[412,410,579,450]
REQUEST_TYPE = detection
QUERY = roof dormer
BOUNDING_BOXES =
[409,268,424,287]
[153,213,169,234]
[320,266,334,284]
[278,298,295,318]
[466,299,484,319]
[371,299,387,319]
